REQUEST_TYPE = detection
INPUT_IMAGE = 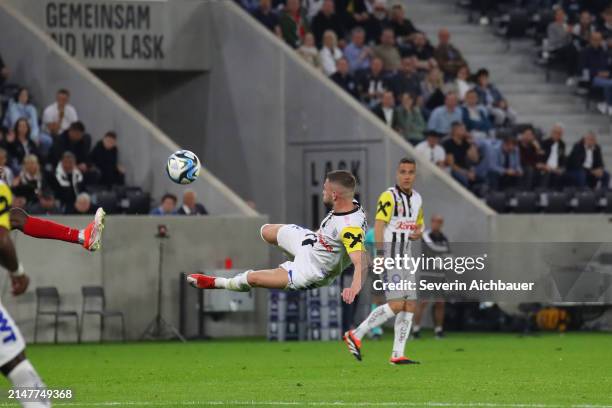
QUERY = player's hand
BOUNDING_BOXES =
[11,274,30,296]
[342,283,361,304]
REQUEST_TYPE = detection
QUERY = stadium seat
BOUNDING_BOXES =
[514,191,538,213]
[543,191,569,213]
[605,192,612,213]
[80,286,126,342]
[125,191,151,214]
[574,191,597,213]
[34,287,80,344]
[486,192,507,213]
[92,191,119,214]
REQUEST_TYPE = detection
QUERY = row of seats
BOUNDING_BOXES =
[486,189,612,213]
[85,185,151,215]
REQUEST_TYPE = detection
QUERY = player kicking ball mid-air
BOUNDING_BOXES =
[0,176,105,407]
[343,158,423,365]
[187,170,367,305]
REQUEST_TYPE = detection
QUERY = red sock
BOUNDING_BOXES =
[22,216,80,244]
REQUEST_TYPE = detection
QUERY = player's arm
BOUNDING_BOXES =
[410,206,424,241]
[374,191,393,255]
[0,183,29,296]
[340,226,366,304]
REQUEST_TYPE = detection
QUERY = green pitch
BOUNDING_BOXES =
[1,332,611,407]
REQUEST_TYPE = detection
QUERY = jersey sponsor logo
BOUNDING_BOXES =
[343,231,363,248]
[301,232,317,247]
[0,311,17,343]
[377,201,391,217]
[395,221,418,231]
[317,232,333,252]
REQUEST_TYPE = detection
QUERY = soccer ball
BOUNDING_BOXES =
[166,150,201,184]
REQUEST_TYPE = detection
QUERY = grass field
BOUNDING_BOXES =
[0,332,610,408]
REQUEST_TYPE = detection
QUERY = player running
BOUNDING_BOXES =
[187,170,367,305]
[0,179,104,407]
[343,158,423,365]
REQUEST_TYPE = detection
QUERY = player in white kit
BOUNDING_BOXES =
[187,170,367,305]
[343,158,423,365]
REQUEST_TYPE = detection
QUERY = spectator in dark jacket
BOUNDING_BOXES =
[518,127,544,190]
[311,0,346,48]
[388,3,417,45]
[474,68,516,125]
[27,189,62,215]
[581,31,612,115]
[433,28,467,79]
[389,56,422,101]
[53,151,85,213]
[489,135,523,191]
[461,89,492,137]
[51,121,91,169]
[537,124,567,190]
[372,91,397,127]
[176,190,208,215]
[566,132,610,189]
[4,118,38,173]
[330,58,359,98]
[356,57,390,107]
[89,131,125,188]
[252,0,281,37]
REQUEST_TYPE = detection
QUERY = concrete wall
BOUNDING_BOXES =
[0,1,253,216]
[205,1,494,241]
[3,215,269,342]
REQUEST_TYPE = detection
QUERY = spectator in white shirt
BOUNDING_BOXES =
[415,129,446,168]
[41,89,78,155]
[372,91,396,127]
[319,30,343,76]
[536,123,566,189]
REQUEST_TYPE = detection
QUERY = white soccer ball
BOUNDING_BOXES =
[166,150,201,184]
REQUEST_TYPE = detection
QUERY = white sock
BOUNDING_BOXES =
[391,311,413,359]
[8,359,50,407]
[354,303,395,340]
[214,270,252,292]
[413,325,421,332]
[435,326,443,333]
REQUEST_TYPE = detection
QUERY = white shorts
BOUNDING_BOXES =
[277,224,329,290]
[381,268,417,301]
[0,300,26,367]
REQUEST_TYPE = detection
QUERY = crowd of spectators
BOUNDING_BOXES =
[0,63,130,214]
[241,0,611,197]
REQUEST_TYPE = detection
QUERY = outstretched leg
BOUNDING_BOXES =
[187,267,289,291]
[10,207,106,251]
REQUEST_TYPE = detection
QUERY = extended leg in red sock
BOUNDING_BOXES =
[22,216,81,244]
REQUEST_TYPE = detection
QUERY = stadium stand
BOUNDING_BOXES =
[238,0,612,213]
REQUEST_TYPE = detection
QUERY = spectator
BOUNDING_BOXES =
[311,0,346,48]
[344,27,372,74]
[566,132,610,189]
[597,7,612,40]
[27,189,62,215]
[0,51,9,87]
[563,0,582,24]
[320,30,343,76]
[177,190,208,215]
[434,28,467,79]
[5,118,38,172]
[237,0,259,12]
[427,92,462,136]
[41,89,78,143]
[581,32,612,115]
[474,68,516,126]
[461,89,492,137]
[373,28,402,72]
[403,32,436,71]
[337,0,369,33]
[448,64,472,101]
[12,195,27,211]
[53,151,84,213]
[537,124,567,190]
[546,8,579,84]
[3,87,41,145]
[388,3,417,45]
[390,57,421,101]
[518,127,543,190]
[12,154,44,204]
[252,0,282,37]
[331,58,359,98]
[51,121,91,169]
[364,0,390,44]
[279,0,309,48]
[572,11,596,47]
[372,91,396,127]
[415,129,446,167]
[89,131,125,188]
[443,122,477,187]
[356,57,389,107]
[394,93,426,144]
[420,67,445,111]
[298,33,322,70]
[150,193,178,216]
[0,148,13,186]
[489,135,523,191]
[72,192,93,215]
[304,0,324,20]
